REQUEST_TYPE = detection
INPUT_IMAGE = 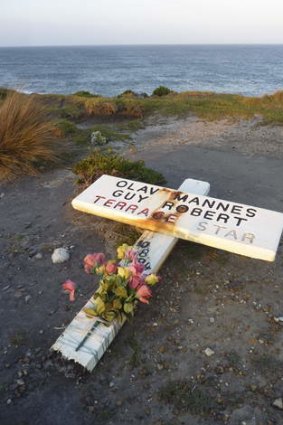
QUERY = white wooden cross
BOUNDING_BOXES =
[52,175,283,371]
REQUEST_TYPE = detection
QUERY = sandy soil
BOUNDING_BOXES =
[1,116,283,425]
[130,115,283,159]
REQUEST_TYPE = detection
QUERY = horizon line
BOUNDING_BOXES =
[1,42,283,49]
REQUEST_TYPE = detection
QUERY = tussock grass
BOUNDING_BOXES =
[0,92,59,180]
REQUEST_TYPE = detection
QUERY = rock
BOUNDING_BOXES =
[274,316,283,323]
[25,295,32,303]
[34,253,43,260]
[90,131,107,146]
[6,398,12,405]
[204,347,215,357]
[51,248,70,264]
[209,317,215,323]
[272,398,283,410]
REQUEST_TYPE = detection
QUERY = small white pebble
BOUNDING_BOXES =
[272,398,283,410]
[51,248,70,264]
[204,347,215,357]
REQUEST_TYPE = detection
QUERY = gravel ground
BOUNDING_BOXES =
[1,116,283,425]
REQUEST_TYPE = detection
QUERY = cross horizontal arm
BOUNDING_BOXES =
[72,175,283,262]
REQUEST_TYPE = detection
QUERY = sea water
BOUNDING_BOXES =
[0,44,282,96]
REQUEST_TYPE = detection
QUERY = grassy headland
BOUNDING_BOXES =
[0,86,282,180]
[36,87,283,124]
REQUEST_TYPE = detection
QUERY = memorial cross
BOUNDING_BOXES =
[52,175,283,371]
[51,177,210,371]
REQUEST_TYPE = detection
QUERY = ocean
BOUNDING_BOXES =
[0,45,282,97]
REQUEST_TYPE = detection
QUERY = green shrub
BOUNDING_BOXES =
[73,91,98,98]
[73,150,166,187]
[152,86,172,97]
[118,90,137,98]
[56,119,77,136]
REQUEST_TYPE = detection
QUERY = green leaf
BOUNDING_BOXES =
[94,296,106,315]
[113,299,122,310]
[124,302,134,314]
[84,308,98,317]
[96,280,111,295]
[114,286,128,298]
[104,311,116,322]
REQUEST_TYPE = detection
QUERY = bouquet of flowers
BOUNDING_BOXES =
[62,244,159,323]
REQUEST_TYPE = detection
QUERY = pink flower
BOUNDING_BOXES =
[136,285,152,304]
[129,274,143,289]
[105,261,118,275]
[84,253,106,274]
[125,248,137,262]
[129,260,144,276]
[62,279,76,302]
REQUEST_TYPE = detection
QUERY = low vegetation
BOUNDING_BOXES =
[65,89,283,123]
[0,92,60,180]
[159,379,217,416]
[1,87,282,181]
[37,87,283,124]
[73,150,166,187]
[72,90,98,98]
[152,85,172,96]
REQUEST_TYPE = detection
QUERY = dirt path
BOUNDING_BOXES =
[1,117,283,425]
[131,115,283,159]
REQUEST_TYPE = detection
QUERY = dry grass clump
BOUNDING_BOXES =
[0,92,59,180]
[84,98,144,119]
[84,99,118,116]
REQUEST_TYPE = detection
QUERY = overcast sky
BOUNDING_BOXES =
[1,0,283,47]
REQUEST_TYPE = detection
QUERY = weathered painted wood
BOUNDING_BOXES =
[72,175,283,262]
[51,178,210,371]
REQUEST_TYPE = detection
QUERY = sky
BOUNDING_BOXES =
[0,0,283,47]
